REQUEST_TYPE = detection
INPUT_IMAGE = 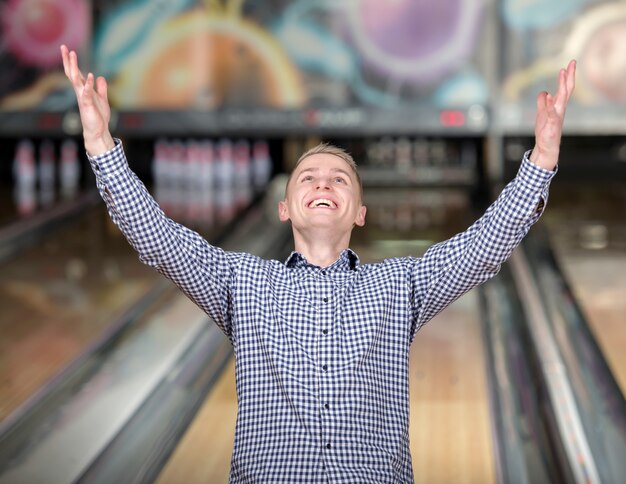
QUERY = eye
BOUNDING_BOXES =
[301,175,314,182]
[334,177,347,184]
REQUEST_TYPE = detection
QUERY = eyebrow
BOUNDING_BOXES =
[297,167,352,179]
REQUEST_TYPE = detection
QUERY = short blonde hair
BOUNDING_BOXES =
[286,142,363,199]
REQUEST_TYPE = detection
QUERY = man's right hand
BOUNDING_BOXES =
[61,44,115,156]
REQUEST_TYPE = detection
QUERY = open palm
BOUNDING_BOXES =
[530,60,576,171]
[61,45,114,155]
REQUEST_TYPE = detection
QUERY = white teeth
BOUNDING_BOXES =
[310,198,335,208]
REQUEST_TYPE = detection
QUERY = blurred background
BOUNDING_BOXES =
[0,1,625,483]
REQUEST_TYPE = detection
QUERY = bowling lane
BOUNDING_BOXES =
[156,358,237,483]
[0,204,162,422]
[156,188,497,483]
[408,285,494,482]
[354,196,496,483]
[0,188,31,226]
[360,189,495,473]
[0,185,86,228]
[542,181,626,396]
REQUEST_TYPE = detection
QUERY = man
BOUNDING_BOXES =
[61,45,575,483]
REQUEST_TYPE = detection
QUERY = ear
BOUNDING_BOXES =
[354,205,367,227]
[278,200,290,222]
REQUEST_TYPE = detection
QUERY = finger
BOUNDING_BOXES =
[553,68,568,113]
[60,45,70,78]
[536,90,548,112]
[558,60,576,106]
[68,50,86,88]
[566,59,576,97]
[72,51,86,84]
[82,72,95,106]
[546,92,555,113]
[96,76,109,105]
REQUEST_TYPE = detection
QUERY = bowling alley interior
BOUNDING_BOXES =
[1,1,625,483]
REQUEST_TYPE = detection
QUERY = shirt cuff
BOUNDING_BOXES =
[518,150,557,191]
[86,138,126,176]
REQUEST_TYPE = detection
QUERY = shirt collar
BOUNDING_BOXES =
[285,248,360,271]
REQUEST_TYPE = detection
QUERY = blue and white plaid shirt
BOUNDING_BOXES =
[88,140,555,483]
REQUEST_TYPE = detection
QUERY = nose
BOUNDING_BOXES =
[315,176,332,190]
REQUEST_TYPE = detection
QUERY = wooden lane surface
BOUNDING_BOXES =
[0,207,159,422]
[551,246,626,396]
[409,290,495,484]
[156,357,237,484]
[156,290,496,483]
[543,182,626,396]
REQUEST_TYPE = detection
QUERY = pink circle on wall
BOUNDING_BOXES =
[2,0,89,67]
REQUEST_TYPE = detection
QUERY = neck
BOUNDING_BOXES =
[292,227,351,267]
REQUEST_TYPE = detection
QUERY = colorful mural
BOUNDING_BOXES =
[501,0,626,106]
[93,0,491,110]
[1,0,625,119]
[0,0,90,110]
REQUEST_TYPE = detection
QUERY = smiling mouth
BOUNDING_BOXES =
[308,198,337,208]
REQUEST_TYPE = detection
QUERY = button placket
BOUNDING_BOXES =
[318,272,335,457]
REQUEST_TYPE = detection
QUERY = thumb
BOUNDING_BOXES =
[536,91,548,111]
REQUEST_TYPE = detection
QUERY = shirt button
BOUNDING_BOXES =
[322,364,328,372]
[324,403,329,410]
[322,329,328,335]
[326,443,331,449]
[323,297,328,303]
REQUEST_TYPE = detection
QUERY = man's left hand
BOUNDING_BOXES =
[529,59,576,171]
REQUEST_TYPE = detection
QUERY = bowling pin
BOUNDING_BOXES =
[39,139,56,207]
[169,139,187,219]
[252,140,272,194]
[198,139,215,228]
[413,138,430,166]
[13,139,37,216]
[215,139,235,224]
[152,137,168,190]
[233,139,252,211]
[60,139,81,200]
[395,137,412,172]
[185,139,204,224]
[378,137,395,167]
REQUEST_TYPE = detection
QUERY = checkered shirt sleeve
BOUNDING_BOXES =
[87,139,240,338]
[407,150,555,340]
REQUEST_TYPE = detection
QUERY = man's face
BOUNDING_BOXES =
[278,153,366,235]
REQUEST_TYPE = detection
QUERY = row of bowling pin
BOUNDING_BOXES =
[152,138,273,228]
[365,136,473,169]
[13,138,82,216]
[366,190,469,232]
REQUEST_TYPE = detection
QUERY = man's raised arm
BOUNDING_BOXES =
[59,45,238,337]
